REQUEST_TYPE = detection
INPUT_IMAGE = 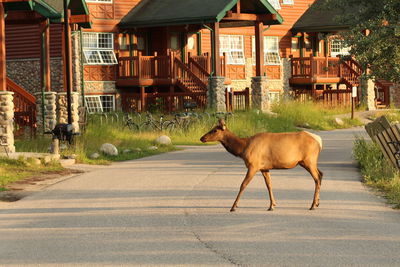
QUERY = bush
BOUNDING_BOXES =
[353,137,400,208]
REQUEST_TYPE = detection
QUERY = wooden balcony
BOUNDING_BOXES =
[116,52,228,88]
[289,56,342,85]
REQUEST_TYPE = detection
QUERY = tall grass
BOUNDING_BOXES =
[272,101,362,130]
[15,101,362,163]
[353,137,400,208]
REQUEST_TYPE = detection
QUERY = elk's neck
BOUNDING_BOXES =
[220,131,249,158]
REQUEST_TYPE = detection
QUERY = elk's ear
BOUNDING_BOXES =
[218,118,226,130]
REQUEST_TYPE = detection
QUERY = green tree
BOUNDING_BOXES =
[321,0,400,82]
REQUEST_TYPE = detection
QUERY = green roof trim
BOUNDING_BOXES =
[3,0,90,28]
[4,0,60,20]
[119,0,283,29]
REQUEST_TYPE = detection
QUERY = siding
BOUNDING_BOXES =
[6,23,63,60]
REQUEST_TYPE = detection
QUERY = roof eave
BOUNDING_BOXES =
[292,25,349,34]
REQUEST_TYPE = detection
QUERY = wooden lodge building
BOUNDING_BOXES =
[0,0,396,152]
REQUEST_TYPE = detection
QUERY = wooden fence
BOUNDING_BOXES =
[226,87,250,112]
[121,91,207,113]
[365,116,400,169]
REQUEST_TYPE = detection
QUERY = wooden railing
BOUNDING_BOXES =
[291,56,340,79]
[340,58,362,88]
[174,57,208,92]
[323,89,352,107]
[118,53,171,79]
[6,77,36,136]
[226,87,250,112]
[117,52,226,81]
[121,91,207,113]
[291,56,363,89]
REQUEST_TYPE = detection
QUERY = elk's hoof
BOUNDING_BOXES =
[268,207,274,211]
[230,208,236,212]
[309,206,315,210]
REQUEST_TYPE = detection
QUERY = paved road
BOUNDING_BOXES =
[1,128,400,266]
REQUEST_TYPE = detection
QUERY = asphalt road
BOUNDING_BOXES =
[1,127,400,266]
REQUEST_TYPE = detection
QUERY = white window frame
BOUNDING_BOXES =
[268,0,281,10]
[85,0,113,3]
[85,95,115,113]
[330,39,350,57]
[252,36,281,65]
[219,35,245,65]
[82,32,117,65]
[282,0,294,5]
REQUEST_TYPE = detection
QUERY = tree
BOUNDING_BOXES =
[321,0,400,83]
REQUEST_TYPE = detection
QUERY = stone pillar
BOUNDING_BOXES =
[207,76,226,112]
[71,31,82,96]
[35,91,57,133]
[390,84,400,108]
[281,58,292,99]
[0,91,15,153]
[57,92,79,132]
[251,76,270,112]
[361,78,376,110]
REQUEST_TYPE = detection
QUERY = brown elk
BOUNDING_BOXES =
[200,119,323,212]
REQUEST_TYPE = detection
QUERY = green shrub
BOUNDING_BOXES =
[353,137,400,208]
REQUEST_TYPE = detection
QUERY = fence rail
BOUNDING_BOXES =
[121,91,207,113]
[226,87,250,112]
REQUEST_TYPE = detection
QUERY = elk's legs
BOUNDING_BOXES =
[300,161,321,210]
[261,171,277,211]
[230,168,256,212]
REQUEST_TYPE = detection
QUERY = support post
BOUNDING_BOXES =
[63,0,73,125]
[211,22,221,76]
[140,86,146,112]
[255,21,264,76]
[0,3,5,92]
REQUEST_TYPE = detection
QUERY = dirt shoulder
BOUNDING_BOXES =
[0,168,84,202]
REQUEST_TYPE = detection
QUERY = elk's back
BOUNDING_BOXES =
[242,131,321,170]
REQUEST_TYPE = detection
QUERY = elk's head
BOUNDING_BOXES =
[200,119,227,143]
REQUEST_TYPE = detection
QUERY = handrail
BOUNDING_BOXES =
[174,57,208,91]
[188,57,210,77]
[6,77,36,104]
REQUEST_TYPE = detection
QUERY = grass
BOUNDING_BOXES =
[0,157,64,190]
[353,137,400,208]
[14,101,363,165]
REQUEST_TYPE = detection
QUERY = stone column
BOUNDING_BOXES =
[71,32,82,95]
[281,58,292,99]
[35,91,57,133]
[207,76,226,112]
[0,91,15,153]
[361,78,376,111]
[57,92,79,132]
[251,76,270,112]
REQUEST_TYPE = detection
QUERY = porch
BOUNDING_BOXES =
[289,55,363,106]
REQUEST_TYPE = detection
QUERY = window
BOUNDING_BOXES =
[85,0,112,3]
[82,32,117,65]
[119,35,128,50]
[330,39,350,57]
[268,0,281,10]
[282,0,294,5]
[252,36,281,65]
[220,35,245,65]
[85,95,115,113]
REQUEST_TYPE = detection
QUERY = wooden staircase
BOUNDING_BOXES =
[340,58,362,89]
[174,57,208,106]
[6,77,36,136]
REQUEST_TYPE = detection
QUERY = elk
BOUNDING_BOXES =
[200,119,323,212]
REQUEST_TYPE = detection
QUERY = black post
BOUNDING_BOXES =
[63,0,72,124]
